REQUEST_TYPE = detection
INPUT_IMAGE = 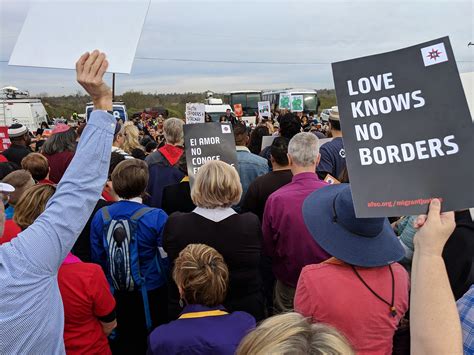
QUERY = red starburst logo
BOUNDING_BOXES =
[427,48,442,61]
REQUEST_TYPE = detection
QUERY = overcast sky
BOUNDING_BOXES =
[0,0,472,95]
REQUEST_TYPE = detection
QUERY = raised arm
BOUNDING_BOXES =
[10,51,115,274]
[410,199,463,355]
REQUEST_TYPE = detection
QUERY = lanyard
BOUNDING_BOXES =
[351,264,397,317]
[178,310,228,319]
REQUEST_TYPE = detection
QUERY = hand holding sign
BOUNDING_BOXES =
[332,37,474,217]
[76,51,112,111]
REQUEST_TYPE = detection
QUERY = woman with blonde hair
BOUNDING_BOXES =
[12,184,117,355]
[148,244,256,354]
[122,122,145,159]
[164,160,265,320]
[236,312,354,355]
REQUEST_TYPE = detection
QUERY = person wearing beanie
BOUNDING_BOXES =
[1,123,32,166]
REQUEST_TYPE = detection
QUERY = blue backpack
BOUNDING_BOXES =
[101,206,166,332]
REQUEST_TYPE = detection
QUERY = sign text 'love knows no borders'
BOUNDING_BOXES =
[332,36,474,217]
[183,122,238,187]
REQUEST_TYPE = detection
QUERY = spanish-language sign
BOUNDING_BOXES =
[233,104,243,117]
[279,94,291,109]
[258,101,271,118]
[332,36,474,217]
[183,122,238,187]
[9,0,150,73]
[290,95,304,112]
[185,103,206,124]
[0,127,11,152]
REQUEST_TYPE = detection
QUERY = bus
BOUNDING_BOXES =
[228,90,262,117]
[262,89,319,113]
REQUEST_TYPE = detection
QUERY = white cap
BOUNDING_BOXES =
[0,182,15,193]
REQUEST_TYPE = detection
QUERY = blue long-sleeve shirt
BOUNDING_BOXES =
[0,110,115,354]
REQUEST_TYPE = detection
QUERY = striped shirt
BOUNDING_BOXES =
[0,111,115,354]
[458,285,474,354]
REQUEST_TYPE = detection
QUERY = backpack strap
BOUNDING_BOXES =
[129,206,157,332]
[101,206,112,223]
[131,207,154,222]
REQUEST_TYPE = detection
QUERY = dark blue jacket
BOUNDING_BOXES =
[145,151,184,208]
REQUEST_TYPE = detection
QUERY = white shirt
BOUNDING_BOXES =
[193,206,236,222]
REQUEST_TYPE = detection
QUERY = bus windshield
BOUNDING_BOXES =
[303,94,318,112]
[230,93,261,115]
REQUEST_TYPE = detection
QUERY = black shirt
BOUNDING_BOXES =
[443,210,474,300]
[161,181,195,215]
[241,169,293,221]
[72,199,112,262]
[163,212,264,320]
[2,144,32,166]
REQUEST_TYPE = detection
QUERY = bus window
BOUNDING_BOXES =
[246,93,260,112]
[230,94,247,108]
[303,95,318,112]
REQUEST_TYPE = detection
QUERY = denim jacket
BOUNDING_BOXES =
[236,146,269,199]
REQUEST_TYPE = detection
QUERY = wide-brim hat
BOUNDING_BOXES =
[302,183,404,267]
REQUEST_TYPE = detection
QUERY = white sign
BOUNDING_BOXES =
[261,135,276,151]
[290,95,304,112]
[186,103,206,124]
[460,72,473,122]
[9,0,150,74]
[258,101,271,118]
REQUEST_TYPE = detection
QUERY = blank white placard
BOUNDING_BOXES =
[8,0,150,74]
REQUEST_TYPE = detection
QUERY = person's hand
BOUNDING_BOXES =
[413,199,455,256]
[76,50,112,111]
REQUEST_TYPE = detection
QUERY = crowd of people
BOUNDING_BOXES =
[0,50,472,355]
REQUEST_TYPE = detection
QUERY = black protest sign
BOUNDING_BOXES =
[184,122,238,187]
[332,37,474,217]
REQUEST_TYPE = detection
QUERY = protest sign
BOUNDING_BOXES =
[233,104,244,117]
[332,36,474,217]
[0,127,11,152]
[324,174,341,185]
[258,101,271,118]
[279,94,291,110]
[9,0,150,74]
[290,95,304,112]
[185,103,206,124]
[184,122,238,186]
[261,135,276,151]
[460,72,473,122]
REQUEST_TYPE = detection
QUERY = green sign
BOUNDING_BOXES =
[279,94,291,109]
[291,95,304,112]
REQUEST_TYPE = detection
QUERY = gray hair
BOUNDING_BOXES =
[164,118,184,145]
[288,132,319,167]
[42,128,77,155]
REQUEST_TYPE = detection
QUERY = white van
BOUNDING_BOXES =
[0,98,49,131]
[204,97,233,122]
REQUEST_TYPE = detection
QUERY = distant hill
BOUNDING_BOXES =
[40,90,336,119]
